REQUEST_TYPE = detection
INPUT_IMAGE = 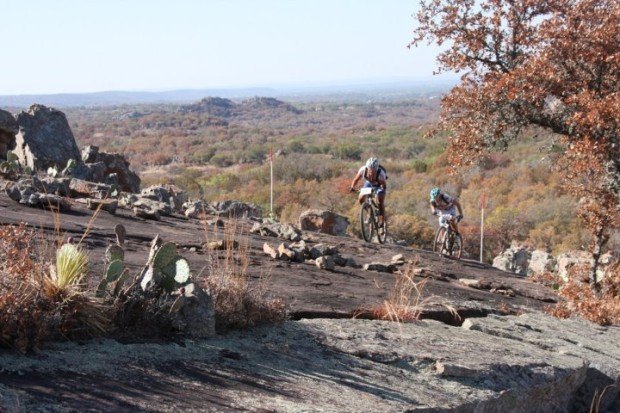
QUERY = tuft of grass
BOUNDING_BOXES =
[201,217,286,332]
[369,262,460,324]
[50,243,89,289]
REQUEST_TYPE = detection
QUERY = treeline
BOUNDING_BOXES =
[66,100,613,262]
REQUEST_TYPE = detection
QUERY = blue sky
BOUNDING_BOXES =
[2,0,446,95]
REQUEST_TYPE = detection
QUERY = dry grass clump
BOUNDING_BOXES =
[201,218,286,332]
[546,264,620,326]
[0,224,108,353]
[370,263,459,323]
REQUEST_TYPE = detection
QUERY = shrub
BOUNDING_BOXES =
[201,219,286,332]
[547,263,620,325]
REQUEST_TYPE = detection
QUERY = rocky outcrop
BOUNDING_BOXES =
[556,250,618,282]
[2,314,616,412]
[210,200,261,218]
[299,209,349,236]
[4,178,71,212]
[73,145,141,193]
[0,109,18,160]
[13,104,81,171]
[240,97,303,114]
[141,184,188,213]
[492,243,532,275]
[251,221,302,242]
[178,97,235,117]
[528,250,557,275]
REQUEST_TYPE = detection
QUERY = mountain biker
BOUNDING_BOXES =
[350,157,387,225]
[429,187,463,234]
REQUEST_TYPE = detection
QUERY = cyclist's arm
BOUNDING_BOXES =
[430,200,438,215]
[350,170,363,190]
[453,199,463,216]
[378,174,387,188]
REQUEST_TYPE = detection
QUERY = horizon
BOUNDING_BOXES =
[2,0,447,96]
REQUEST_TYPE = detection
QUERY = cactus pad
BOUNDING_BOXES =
[140,267,154,291]
[114,224,126,246]
[105,259,123,282]
[153,242,178,269]
[105,245,124,263]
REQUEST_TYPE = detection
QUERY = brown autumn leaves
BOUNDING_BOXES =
[410,0,619,291]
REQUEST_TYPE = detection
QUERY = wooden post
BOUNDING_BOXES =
[480,192,486,263]
[269,148,274,217]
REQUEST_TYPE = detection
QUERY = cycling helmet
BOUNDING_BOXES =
[430,187,441,201]
[365,157,379,171]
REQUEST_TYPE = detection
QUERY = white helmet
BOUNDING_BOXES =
[365,157,379,170]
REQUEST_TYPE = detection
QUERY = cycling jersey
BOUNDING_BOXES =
[358,166,386,186]
[431,193,455,211]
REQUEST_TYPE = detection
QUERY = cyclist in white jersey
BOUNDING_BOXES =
[350,157,387,225]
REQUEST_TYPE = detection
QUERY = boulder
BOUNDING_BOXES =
[69,178,113,199]
[528,250,557,275]
[315,256,335,271]
[210,200,261,218]
[183,200,209,219]
[309,243,338,259]
[0,109,18,160]
[169,287,216,339]
[556,251,594,281]
[492,243,532,276]
[250,221,302,242]
[13,105,81,171]
[141,184,188,212]
[363,262,396,273]
[299,209,349,236]
[4,179,70,212]
[73,146,140,193]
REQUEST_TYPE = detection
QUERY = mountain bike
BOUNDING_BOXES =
[433,214,462,258]
[358,187,388,244]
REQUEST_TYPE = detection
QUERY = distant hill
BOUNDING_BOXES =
[0,79,457,108]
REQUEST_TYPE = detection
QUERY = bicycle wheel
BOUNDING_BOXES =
[451,233,463,259]
[377,216,388,244]
[360,203,375,242]
[433,227,447,254]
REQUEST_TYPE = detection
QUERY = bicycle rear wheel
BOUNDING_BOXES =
[433,227,447,254]
[360,203,374,242]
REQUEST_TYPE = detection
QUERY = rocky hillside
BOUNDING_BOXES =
[0,189,619,412]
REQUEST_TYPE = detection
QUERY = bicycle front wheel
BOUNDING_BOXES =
[450,233,463,259]
[433,227,447,254]
[360,203,374,242]
[377,216,388,244]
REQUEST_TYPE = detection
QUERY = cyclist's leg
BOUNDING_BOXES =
[358,182,372,204]
[376,187,386,223]
[446,206,459,234]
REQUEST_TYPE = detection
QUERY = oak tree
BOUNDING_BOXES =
[411,0,619,290]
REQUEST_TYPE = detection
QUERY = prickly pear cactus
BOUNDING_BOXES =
[153,242,178,270]
[114,224,126,246]
[106,259,123,282]
[140,238,193,293]
[105,244,124,263]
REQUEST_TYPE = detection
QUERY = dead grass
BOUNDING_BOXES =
[201,217,286,332]
[546,263,620,326]
[0,223,109,353]
[368,262,460,324]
